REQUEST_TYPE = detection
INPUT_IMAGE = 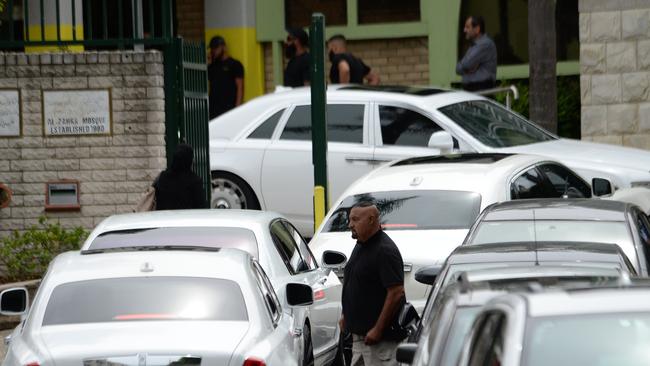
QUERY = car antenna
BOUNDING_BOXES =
[533,210,539,266]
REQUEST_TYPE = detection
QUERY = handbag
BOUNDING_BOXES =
[135,185,156,212]
[384,298,420,341]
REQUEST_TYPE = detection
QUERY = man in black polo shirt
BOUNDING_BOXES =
[327,34,380,85]
[284,28,310,87]
[341,202,405,366]
[208,36,244,119]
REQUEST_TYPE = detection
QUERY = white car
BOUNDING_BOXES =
[79,210,345,366]
[209,85,650,236]
[309,153,605,311]
[1,249,318,366]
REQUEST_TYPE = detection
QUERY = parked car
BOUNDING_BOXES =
[80,210,346,366]
[209,85,650,235]
[309,153,607,310]
[456,281,650,366]
[464,199,650,275]
[1,249,316,366]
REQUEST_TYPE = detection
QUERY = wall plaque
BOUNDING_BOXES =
[0,89,21,137]
[43,89,112,136]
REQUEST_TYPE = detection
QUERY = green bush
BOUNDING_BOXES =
[0,217,88,283]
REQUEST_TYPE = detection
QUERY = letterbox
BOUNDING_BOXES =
[45,180,80,211]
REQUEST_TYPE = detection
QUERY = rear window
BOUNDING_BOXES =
[86,227,258,257]
[43,277,248,326]
[323,190,481,232]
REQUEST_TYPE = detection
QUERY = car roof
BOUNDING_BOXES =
[343,153,546,196]
[46,248,254,286]
[481,199,632,221]
[448,241,626,265]
[463,265,622,283]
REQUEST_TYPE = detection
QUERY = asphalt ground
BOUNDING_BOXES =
[0,329,10,360]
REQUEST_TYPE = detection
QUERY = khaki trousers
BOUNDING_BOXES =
[351,334,399,366]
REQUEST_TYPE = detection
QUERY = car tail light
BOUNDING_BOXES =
[25,362,40,366]
[243,358,265,366]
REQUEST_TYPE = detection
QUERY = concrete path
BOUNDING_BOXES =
[0,329,11,361]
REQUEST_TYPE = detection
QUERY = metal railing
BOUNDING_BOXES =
[0,0,174,49]
[476,85,520,109]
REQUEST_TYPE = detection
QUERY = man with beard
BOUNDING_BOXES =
[208,36,244,119]
[456,15,497,91]
[339,201,405,366]
[284,28,310,87]
[327,34,379,85]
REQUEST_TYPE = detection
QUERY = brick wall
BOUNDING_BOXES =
[176,0,204,42]
[263,37,430,92]
[0,50,166,237]
[579,0,650,148]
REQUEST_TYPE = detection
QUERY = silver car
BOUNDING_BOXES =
[79,210,346,366]
[1,249,316,366]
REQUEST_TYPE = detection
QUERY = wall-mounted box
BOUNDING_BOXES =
[45,180,80,211]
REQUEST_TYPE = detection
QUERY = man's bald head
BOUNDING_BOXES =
[327,34,347,55]
[348,201,381,242]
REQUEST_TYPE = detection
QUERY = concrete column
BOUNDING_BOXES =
[205,0,264,100]
[25,0,83,52]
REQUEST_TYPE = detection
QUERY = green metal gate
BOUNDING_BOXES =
[164,38,212,205]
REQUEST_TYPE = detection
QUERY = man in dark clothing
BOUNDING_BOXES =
[208,36,244,119]
[284,28,310,87]
[340,202,405,366]
[327,34,380,85]
[456,15,497,91]
[154,144,208,210]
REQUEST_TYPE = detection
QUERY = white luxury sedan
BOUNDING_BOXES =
[309,153,608,311]
[79,210,346,366]
[1,249,318,366]
[209,85,650,236]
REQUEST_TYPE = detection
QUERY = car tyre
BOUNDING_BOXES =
[211,171,260,210]
[303,324,315,366]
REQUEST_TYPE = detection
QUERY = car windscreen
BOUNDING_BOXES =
[323,190,481,232]
[87,227,258,257]
[438,100,556,148]
[43,277,248,326]
[439,307,482,366]
[523,312,650,366]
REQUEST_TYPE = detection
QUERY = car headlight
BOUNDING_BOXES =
[631,181,650,188]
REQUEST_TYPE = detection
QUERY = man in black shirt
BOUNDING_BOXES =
[341,202,405,366]
[208,36,244,119]
[284,28,310,87]
[327,34,380,85]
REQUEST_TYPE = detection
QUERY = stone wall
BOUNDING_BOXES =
[579,0,650,148]
[0,50,166,237]
[263,37,430,92]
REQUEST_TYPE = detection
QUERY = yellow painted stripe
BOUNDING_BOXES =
[314,186,327,232]
[205,26,264,102]
[25,24,84,53]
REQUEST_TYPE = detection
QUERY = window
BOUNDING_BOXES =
[358,0,420,24]
[538,164,591,198]
[468,312,506,366]
[635,210,650,271]
[439,101,555,148]
[43,277,248,326]
[285,0,346,28]
[283,221,317,270]
[251,261,282,325]
[379,106,443,147]
[270,220,309,274]
[281,104,365,143]
[248,109,285,139]
[511,168,554,199]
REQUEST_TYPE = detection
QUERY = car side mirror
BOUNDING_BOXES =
[428,131,454,154]
[0,287,28,316]
[415,265,443,285]
[286,283,314,307]
[593,178,613,197]
[321,250,347,269]
[398,302,420,329]
[396,343,418,364]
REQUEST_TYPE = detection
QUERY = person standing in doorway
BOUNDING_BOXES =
[284,28,311,87]
[327,34,380,85]
[456,15,497,91]
[154,143,208,210]
[208,36,244,119]
[340,201,405,366]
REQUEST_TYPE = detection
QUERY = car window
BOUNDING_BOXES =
[379,105,443,147]
[282,221,317,270]
[439,100,556,148]
[634,210,650,271]
[251,260,282,325]
[248,109,285,139]
[468,312,506,366]
[511,167,555,199]
[280,104,365,143]
[440,307,483,366]
[43,277,248,325]
[270,220,309,274]
[538,163,592,198]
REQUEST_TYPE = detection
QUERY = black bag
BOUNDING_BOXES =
[384,298,420,341]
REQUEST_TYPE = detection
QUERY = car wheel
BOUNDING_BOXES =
[211,172,260,210]
[331,330,351,366]
[303,324,315,366]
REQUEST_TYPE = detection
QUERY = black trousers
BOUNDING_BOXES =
[462,80,496,92]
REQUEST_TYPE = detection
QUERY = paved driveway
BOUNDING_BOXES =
[0,329,10,360]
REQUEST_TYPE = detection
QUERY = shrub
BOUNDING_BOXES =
[0,217,88,283]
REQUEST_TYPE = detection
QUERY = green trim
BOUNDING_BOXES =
[426,0,461,87]
[272,41,283,86]
[347,0,357,27]
[325,22,427,40]
[256,0,285,41]
[496,61,580,80]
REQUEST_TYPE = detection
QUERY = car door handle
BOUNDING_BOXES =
[403,263,413,273]
[345,156,375,163]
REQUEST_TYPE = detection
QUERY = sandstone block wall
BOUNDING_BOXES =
[0,50,166,237]
[580,0,650,148]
